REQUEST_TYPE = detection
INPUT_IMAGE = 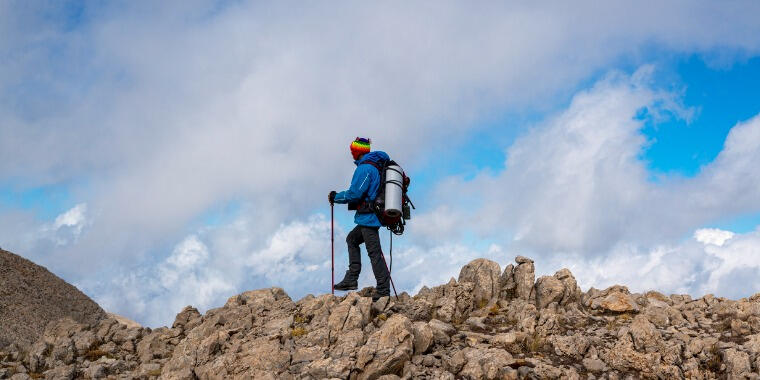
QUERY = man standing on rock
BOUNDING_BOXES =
[328,137,391,301]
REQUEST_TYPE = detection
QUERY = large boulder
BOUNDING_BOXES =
[458,259,501,307]
[554,268,581,305]
[356,314,414,380]
[451,347,514,379]
[414,278,475,324]
[411,322,433,355]
[513,256,535,301]
[584,285,639,313]
[535,276,564,309]
[629,315,662,353]
[499,264,516,299]
[327,293,372,343]
[535,268,582,309]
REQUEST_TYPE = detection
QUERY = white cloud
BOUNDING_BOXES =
[90,214,342,326]
[420,68,760,257]
[542,227,760,301]
[53,203,87,232]
[3,2,760,324]
[4,2,760,272]
[405,68,760,302]
[36,203,90,246]
[694,228,735,247]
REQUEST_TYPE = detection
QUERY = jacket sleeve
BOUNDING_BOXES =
[333,165,373,204]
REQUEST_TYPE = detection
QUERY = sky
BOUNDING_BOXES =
[3,1,760,327]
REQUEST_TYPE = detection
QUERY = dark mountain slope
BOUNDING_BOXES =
[0,249,105,350]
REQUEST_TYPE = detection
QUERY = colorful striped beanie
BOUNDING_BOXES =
[350,137,371,159]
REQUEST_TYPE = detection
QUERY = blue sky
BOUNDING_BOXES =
[4,2,760,326]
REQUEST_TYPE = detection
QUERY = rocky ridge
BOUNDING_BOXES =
[3,256,760,379]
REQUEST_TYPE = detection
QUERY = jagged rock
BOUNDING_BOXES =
[548,334,590,360]
[629,314,662,353]
[465,316,488,332]
[504,299,538,333]
[599,333,660,374]
[6,253,760,379]
[515,256,533,264]
[42,364,75,380]
[455,347,514,379]
[513,256,535,301]
[722,348,751,377]
[356,314,413,380]
[328,293,371,343]
[415,278,475,324]
[71,330,97,355]
[411,322,433,355]
[535,276,564,309]
[428,319,456,346]
[582,357,607,373]
[307,356,354,379]
[135,329,171,363]
[499,264,515,299]
[585,286,639,313]
[331,328,365,358]
[237,337,291,377]
[171,306,201,331]
[489,332,522,350]
[554,268,581,305]
[85,363,107,379]
[458,258,501,307]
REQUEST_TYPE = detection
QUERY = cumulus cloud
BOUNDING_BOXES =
[88,214,342,326]
[406,67,760,302]
[4,203,91,251]
[423,68,760,256]
[694,228,735,247]
[545,227,760,300]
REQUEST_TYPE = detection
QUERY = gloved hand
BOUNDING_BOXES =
[328,191,337,204]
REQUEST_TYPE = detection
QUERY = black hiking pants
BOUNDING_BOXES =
[345,225,390,294]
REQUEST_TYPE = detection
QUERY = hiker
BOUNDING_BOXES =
[328,137,391,300]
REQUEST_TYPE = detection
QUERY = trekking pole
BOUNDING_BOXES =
[331,203,335,295]
[379,252,399,301]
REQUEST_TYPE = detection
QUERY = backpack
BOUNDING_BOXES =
[362,158,414,235]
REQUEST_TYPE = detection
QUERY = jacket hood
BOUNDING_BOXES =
[354,151,390,166]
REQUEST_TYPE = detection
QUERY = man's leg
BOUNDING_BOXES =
[335,225,363,290]
[361,226,390,297]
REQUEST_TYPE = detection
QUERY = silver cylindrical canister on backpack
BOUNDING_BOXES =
[384,164,404,218]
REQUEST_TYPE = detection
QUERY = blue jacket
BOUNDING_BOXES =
[333,151,390,227]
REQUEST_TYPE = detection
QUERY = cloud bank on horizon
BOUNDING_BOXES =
[2,1,760,326]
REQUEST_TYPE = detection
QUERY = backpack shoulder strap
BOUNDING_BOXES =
[360,159,385,172]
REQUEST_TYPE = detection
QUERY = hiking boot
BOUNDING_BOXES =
[371,289,390,301]
[334,278,358,291]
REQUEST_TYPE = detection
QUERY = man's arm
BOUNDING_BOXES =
[333,165,373,204]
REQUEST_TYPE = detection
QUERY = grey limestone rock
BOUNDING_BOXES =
[458,258,502,308]
[5,252,760,380]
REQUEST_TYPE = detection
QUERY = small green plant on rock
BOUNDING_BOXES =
[147,368,162,377]
[84,349,112,361]
[706,343,722,372]
[525,332,546,353]
[291,327,308,337]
